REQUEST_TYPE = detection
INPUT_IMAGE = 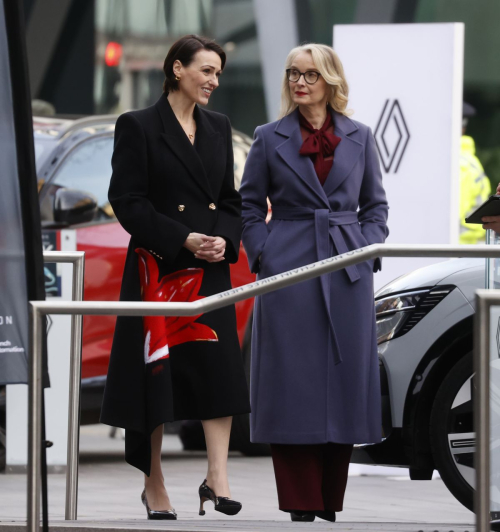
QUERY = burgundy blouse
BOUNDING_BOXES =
[299,111,341,186]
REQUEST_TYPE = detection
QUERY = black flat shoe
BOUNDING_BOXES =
[290,511,315,522]
[198,479,242,516]
[315,510,336,522]
[141,489,177,520]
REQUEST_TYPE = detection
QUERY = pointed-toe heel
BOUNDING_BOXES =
[141,489,177,520]
[198,479,242,516]
[290,511,315,522]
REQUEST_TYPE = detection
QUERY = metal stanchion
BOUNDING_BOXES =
[486,229,491,288]
[64,254,84,521]
[27,244,500,532]
[475,290,492,532]
[38,251,85,524]
[27,303,43,532]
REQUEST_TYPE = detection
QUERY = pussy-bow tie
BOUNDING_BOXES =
[299,111,341,158]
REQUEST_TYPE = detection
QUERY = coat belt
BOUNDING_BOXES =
[271,206,361,365]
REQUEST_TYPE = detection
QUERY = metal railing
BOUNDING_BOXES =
[474,289,500,532]
[38,251,85,524]
[29,244,500,532]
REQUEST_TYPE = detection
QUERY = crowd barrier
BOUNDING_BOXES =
[29,245,500,532]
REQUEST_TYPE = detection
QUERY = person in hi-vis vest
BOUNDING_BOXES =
[460,102,491,244]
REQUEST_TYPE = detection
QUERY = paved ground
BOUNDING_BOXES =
[0,425,475,532]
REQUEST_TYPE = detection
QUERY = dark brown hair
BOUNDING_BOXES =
[163,34,226,93]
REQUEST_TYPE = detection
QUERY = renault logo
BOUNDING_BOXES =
[374,99,410,173]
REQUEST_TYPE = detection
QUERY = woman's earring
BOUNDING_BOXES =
[175,75,181,81]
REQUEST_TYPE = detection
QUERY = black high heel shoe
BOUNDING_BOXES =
[198,479,242,516]
[290,511,315,522]
[315,510,336,522]
[141,489,177,520]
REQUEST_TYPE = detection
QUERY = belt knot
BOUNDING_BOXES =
[270,206,362,365]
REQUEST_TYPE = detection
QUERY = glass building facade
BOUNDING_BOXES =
[25,0,500,182]
[94,0,267,136]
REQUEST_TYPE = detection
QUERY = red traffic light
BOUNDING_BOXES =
[105,42,122,67]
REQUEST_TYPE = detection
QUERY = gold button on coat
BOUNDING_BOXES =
[178,205,185,212]
[209,203,216,210]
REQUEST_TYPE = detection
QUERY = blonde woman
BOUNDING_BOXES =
[239,44,389,522]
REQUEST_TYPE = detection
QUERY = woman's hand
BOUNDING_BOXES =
[482,183,500,233]
[184,233,215,254]
[183,234,226,262]
[482,216,500,233]
[195,236,226,263]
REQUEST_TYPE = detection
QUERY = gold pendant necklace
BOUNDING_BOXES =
[186,119,195,142]
[187,125,195,143]
[176,112,195,143]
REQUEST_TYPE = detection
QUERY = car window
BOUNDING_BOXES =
[34,138,56,172]
[50,136,114,216]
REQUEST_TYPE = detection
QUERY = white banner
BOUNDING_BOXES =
[334,23,464,290]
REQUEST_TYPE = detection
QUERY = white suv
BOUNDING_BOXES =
[352,257,485,511]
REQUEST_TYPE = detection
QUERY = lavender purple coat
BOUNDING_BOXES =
[240,108,389,445]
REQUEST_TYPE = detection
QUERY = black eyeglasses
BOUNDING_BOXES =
[286,68,321,85]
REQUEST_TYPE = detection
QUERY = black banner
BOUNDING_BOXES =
[0,0,46,385]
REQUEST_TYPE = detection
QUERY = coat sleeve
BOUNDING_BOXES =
[358,127,389,272]
[108,113,191,264]
[212,116,242,264]
[240,126,270,274]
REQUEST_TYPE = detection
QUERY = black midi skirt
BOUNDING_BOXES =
[101,245,250,475]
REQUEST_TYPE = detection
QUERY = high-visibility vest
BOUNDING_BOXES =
[460,135,491,244]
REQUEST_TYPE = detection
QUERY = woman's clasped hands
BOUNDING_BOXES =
[184,233,226,262]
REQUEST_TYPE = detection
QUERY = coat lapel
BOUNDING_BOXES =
[155,95,214,199]
[275,109,329,207]
[323,111,363,197]
[193,106,221,190]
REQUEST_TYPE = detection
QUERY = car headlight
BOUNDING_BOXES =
[375,286,454,348]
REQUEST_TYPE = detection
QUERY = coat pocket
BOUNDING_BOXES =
[347,223,368,249]
[350,224,375,271]
[259,220,279,266]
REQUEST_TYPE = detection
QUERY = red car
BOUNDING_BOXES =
[34,115,260,453]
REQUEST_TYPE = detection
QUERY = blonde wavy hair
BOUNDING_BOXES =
[279,43,352,119]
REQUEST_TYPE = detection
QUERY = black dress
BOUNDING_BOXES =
[100,94,250,475]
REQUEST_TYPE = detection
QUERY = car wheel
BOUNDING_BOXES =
[430,352,474,511]
[229,323,270,457]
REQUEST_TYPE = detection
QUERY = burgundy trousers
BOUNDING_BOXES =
[270,443,353,512]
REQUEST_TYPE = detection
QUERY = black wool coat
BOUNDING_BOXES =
[100,94,250,475]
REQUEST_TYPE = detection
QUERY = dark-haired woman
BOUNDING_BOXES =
[100,35,250,520]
